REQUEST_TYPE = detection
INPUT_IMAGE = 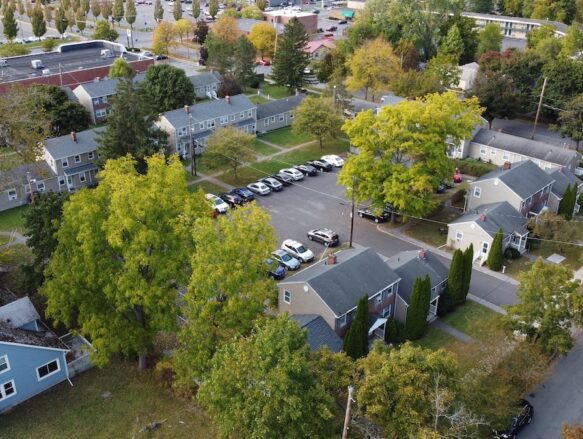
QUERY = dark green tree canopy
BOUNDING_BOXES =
[233,36,256,89]
[448,249,464,305]
[272,17,310,92]
[3,6,19,40]
[92,19,119,41]
[343,294,369,359]
[31,4,47,38]
[141,64,195,113]
[487,228,504,271]
[405,275,431,339]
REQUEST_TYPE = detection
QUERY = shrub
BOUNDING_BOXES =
[42,39,57,52]
[384,318,406,344]
[487,228,504,271]
[451,188,466,206]
[504,247,521,260]
[454,158,496,177]
[436,289,456,317]
[0,43,31,57]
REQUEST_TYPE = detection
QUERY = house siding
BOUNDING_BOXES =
[0,176,61,213]
[278,283,336,331]
[257,110,294,133]
[468,179,523,212]
[447,221,492,260]
[394,294,408,323]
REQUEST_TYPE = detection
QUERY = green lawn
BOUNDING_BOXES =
[404,207,462,248]
[413,326,458,351]
[259,127,316,147]
[189,180,229,195]
[0,205,28,232]
[440,301,500,339]
[253,139,280,156]
[261,84,292,99]
[0,362,215,439]
[248,94,270,105]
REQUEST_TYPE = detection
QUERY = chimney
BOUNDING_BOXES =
[326,253,337,265]
[503,161,511,170]
[418,249,427,260]
[480,214,486,222]
[226,95,231,104]
[70,131,77,143]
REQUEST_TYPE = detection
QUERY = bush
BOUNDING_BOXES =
[384,318,406,344]
[0,43,31,57]
[42,39,57,52]
[436,289,456,317]
[504,247,521,260]
[454,158,496,177]
[451,188,466,206]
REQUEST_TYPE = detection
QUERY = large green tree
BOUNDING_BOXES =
[197,315,335,439]
[232,36,256,90]
[204,126,256,180]
[292,96,343,150]
[3,6,18,40]
[505,259,583,354]
[141,64,194,113]
[208,0,218,18]
[92,19,119,41]
[154,0,163,21]
[112,0,124,26]
[109,57,135,78]
[448,249,464,305]
[173,204,277,386]
[191,0,200,20]
[338,92,482,218]
[172,0,182,20]
[558,183,578,219]
[125,0,136,32]
[97,79,169,174]
[205,32,235,73]
[486,228,504,271]
[477,23,503,58]
[556,93,583,150]
[343,294,369,359]
[439,14,479,65]
[43,155,207,370]
[405,276,431,339]
[272,17,310,92]
[31,3,47,38]
[438,24,465,63]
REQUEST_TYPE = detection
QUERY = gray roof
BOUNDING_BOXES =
[281,247,401,316]
[0,297,40,328]
[63,162,98,176]
[188,71,221,89]
[547,168,582,198]
[387,250,449,304]
[472,128,580,168]
[0,321,68,350]
[0,161,56,190]
[44,127,104,160]
[451,201,529,238]
[257,95,305,119]
[292,314,343,352]
[62,86,78,102]
[74,73,146,98]
[475,160,555,199]
[161,94,256,129]
[235,18,271,33]
[351,94,405,114]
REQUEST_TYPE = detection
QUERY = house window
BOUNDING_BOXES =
[382,304,393,317]
[95,109,107,118]
[375,294,382,304]
[473,187,481,198]
[74,155,81,163]
[88,151,95,160]
[59,177,66,186]
[283,290,291,304]
[270,116,276,123]
[0,356,9,374]
[247,110,253,118]
[264,119,269,126]
[62,159,68,168]
[80,173,86,183]
[92,98,99,106]
[502,152,509,161]
[481,241,489,254]
[289,113,294,119]
[381,285,393,300]
[7,189,17,201]
[456,231,463,242]
[36,182,45,192]
[230,114,235,122]
[199,123,205,130]
[240,112,245,119]
[490,148,496,156]
[480,145,487,155]
[0,380,16,401]
[36,359,60,381]
[220,116,228,124]
[207,120,215,129]
[279,114,285,122]
[177,127,187,137]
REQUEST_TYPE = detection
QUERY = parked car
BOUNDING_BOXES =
[294,164,318,176]
[357,206,390,223]
[256,59,271,66]
[321,154,344,167]
[492,400,533,439]
[264,6,274,11]
[338,19,347,24]
[231,187,255,202]
[325,26,337,31]
[266,258,286,280]
[307,160,333,172]
[323,33,334,37]
[205,193,229,214]
[271,249,301,270]
[312,8,320,13]
[247,181,271,196]
[281,239,314,263]
[279,168,304,181]
[307,228,339,247]
[261,177,284,191]
[219,192,244,207]
[272,173,293,186]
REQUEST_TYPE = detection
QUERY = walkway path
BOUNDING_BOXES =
[0,231,27,248]
[431,320,473,343]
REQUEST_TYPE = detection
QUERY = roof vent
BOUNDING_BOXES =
[326,253,337,265]
[71,131,77,143]
[480,214,486,222]
[418,249,427,260]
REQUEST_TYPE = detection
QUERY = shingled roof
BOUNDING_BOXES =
[256,95,304,120]
[547,168,582,198]
[451,201,529,238]
[292,314,343,352]
[44,127,104,160]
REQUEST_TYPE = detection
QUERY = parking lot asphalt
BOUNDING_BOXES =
[250,168,518,307]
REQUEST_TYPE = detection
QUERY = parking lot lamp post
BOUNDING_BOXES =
[349,176,356,248]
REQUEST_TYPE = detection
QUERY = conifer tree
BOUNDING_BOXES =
[55,6,68,36]
[448,249,464,305]
[462,243,474,303]
[112,0,123,26]
[487,228,504,271]
[125,0,136,32]
[153,0,163,21]
[559,183,577,220]
[2,6,18,40]
[272,17,310,92]
[405,276,431,340]
[343,295,369,359]
[172,0,182,21]
[31,3,47,38]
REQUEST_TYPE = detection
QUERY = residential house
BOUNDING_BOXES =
[189,71,222,100]
[458,62,479,91]
[447,201,530,264]
[386,250,449,323]
[278,248,401,341]
[461,12,569,39]
[43,128,102,193]
[547,167,583,215]
[452,128,581,172]
[0,162,60,213]
[291,314,343,352]
[256,95,305,134]
[156,94,257,157]
[0,290,92,413]
[467,160,555,216]
[305,39,336,60]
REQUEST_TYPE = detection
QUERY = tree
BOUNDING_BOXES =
[448,249,464,306]
[212,15,238,43]
[174,18,191,42]
[197,315,335,438]
[438,24,464,63]
[112,0,123,26]
[426,53,461,90]
[81,0,90,14]
[477,23,503,58]
[65,7,76,32]
[153,0,163,21]
[204,126,255,180]
[462,243,473,303]
[563,423,583,439]
[468,0,492,12]
[540,57,583,120]
[125,0,136,32]
[141,64,194,113]
[31,3,47,37]
[357,342,459,438]
[172,0,182,20]
[241,4,262,19]
[248,22,276,59]
[345,38,401,100]
[343,295,369,359]
[561,22,583,57]
[528,211,579,252]
[216,73,242,97]
[471,67,521,129]
[206,32,235,72]
[486,228,504,271]
[92,19,118,41]
[3,6,18,40]
[531,0,576,24]
[24,192,67,266]
[559,184,578,219]
[339,92,482,218]
[208,0,218,18]
[25,0,33,18]
[97,79,169,174]
[311,348,357,404]
[233,36,256,89]
[556,93,583,150]
[256,0,267,10]
[191,0,200,20]
[109,57,135,78]
[527,23,556,48]
[16,0,24,16]
[193,19,208,44]
[152,21,175,54]
[292,96,342,149]
[173,203,277,384]
[322,69,353,113]
[505,259,583,354]
[272,17,310,92]
[405,276,431,339]
[43,155,206,370]
[44,5,54,25]
[439,14,479,65]
[90,0,101,20]
[76,8,87,34]
[100,0,113,22]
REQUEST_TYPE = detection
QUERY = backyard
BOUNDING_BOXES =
[404,207,462,248]
[0,205,27,233]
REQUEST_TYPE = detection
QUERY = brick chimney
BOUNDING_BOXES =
[480,214,486,222]
[226,95,231,104]
[70,131,77,143]
[418,249,427,260]
[502,161,512,170]
[326,253,337,265]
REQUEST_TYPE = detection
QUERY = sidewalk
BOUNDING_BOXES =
[431,320,473,343]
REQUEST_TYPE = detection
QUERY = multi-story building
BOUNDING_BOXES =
[189,71,222,100]
[256,95,304,134]
[263,9,319,34]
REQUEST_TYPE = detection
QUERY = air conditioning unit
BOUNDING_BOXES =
[31,59,44,69]
[100,49,112,58]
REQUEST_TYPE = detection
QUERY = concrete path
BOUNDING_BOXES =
[255,138,285,151]
[467,294,507,315]
[0,231,27,247]
[431,320,473,343]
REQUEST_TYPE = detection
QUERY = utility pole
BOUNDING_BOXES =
[349,176,355,248]
[342,386,354,439]
[531,76,547,140]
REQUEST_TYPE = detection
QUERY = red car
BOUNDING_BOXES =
[256,59,271,66]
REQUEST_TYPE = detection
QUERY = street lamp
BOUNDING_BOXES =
[184,105,197,176]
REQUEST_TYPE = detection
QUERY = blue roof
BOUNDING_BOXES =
[292,315,343,352]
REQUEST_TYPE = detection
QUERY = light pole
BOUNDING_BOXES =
[349,176,356,248]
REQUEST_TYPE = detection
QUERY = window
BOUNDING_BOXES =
[177,127,187,137]
[481,241,489,254]
[220,115,228,124]
[382,285,393,300]
[240,112,245,120]
[74,155,81,163]
[247,110,253,118]
[338,314,347,327]
[92,98,99,106]
[270,116,276,123]
[199,123,205,130]
[473,186,481,198]
[382,304,393,318]
[0,356,9,374]
[207,120,215,129]
[456,231,463,242]
[7,189,17,201]
[289,113,294,119]
[36,182,45,192]
[0,380,16,401]
[480,145,487,155]
[264,119,269,126]
[279,114,285,122]
[230,114,235,122]
[80,173,86,183]
[62,159,68,168]
[283,290,291,304]
[375,294,382,304]
[490,148,496,156]
[502,152,509,161]
[59,177,66,186]
[36,359,60,381]
[88,151,94,160]
[95,109,107,118]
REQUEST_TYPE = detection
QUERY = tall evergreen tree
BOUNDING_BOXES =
[438,24,464,63]
[343,295,369,359]
[233,36,256,90]
[487,228,504,271]
[153,0,163,21]
[462,243,474,303]
[2,6,18,40]
[76,8,87,34]
[559,183,577,220]
[405,276,431,340]
[272,17,310,92]
[112,0,123,26]
[125,0,136,32]
[208,0,218,18]
[448,249,464,305]
[191,0,200,20]
[172,0,182,20]
[55,6,68,36]
[31,3,47,38]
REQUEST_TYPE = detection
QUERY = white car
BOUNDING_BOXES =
[281,239,314,263]
[205,193,229,213]
[247,181,271,196]
[279,168,304,181]
[321,154,345,167]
